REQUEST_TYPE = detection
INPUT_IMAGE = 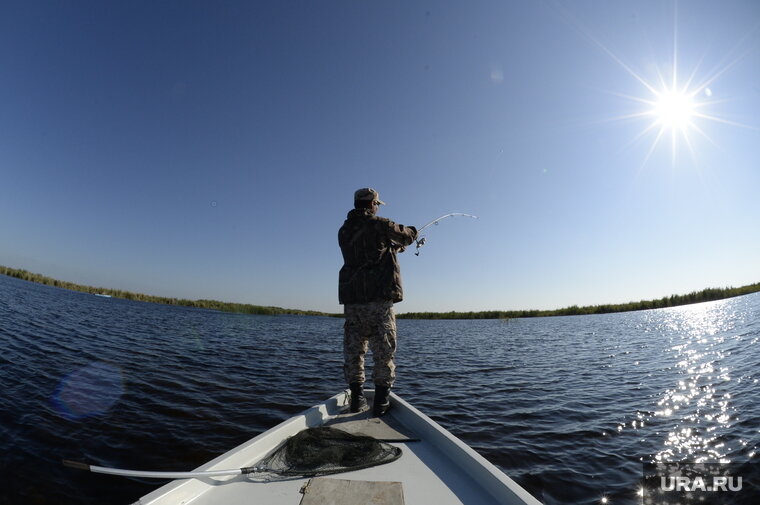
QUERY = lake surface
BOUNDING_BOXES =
[1,273,758,504]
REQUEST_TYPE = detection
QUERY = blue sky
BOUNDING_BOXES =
[2,1,759,313]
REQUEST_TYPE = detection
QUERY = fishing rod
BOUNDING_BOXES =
[414,213,478,256]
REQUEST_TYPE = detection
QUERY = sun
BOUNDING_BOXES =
[635,79,708,162]
[567,10,753,166]
[609,44,754,166]
[610,68,714,165]
[552,0,755,168]
[607,59,740,165]
[651,88,697,131]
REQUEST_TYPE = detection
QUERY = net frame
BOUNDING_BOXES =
[254,426,403,478]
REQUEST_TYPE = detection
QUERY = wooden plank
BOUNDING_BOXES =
[300,478,405,505]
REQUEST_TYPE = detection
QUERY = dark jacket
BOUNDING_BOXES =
[338,209,417,304]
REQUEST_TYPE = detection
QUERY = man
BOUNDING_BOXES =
[338,188,417,415]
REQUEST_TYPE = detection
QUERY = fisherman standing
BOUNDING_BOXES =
[338,188,417,415]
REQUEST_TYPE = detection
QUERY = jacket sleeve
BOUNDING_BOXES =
[385,221,417,251]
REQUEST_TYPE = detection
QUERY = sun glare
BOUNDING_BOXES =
[608,64,722,165]
[560,4,755,167]
[652,88,697,131]
[551,0,758,169]
[602,49,755,167]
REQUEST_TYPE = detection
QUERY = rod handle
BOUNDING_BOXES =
[63,460,91,471]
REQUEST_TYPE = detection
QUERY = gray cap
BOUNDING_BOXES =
[354,187,385,205]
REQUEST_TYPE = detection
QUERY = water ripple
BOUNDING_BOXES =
[1,276,759,504]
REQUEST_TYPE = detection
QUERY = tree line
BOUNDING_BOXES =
[397,283,760,319]
[0,265,334,317]
[2,264,759,319]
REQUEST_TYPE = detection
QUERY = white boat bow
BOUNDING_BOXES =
[135,391,543,505]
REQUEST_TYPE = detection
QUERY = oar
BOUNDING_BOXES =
[63,459,262,479]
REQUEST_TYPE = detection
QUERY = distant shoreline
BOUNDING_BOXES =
[0,265,333,317]
[2,265,759,319]
[399,282,760,319]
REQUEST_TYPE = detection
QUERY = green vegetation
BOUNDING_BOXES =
[0,265,336,317]
[2,264,759,320]
[397,283,760,319]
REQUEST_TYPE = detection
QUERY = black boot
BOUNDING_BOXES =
[373,385,391,416]
[349,382,368,413]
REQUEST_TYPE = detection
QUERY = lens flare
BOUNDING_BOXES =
[51,361,124,420]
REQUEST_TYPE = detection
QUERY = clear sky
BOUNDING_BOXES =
[2,1,759,314]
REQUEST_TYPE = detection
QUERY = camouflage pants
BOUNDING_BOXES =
[343,301,397,388]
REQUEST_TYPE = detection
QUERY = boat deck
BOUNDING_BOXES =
[136,391,542,505]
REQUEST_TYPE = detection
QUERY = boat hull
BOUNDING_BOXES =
[136,391,542,505]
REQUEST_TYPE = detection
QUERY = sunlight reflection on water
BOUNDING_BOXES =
[647,302,746,463]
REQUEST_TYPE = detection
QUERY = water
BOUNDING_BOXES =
[1,274,758,504]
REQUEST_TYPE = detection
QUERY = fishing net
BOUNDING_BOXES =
[254,426,402,477]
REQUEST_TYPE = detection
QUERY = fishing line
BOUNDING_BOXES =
[414,213,478,256]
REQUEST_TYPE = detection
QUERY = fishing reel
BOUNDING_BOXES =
[414,237,426,256]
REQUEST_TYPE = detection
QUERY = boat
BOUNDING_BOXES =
[94,293,112,298]
[133,390,543,505]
